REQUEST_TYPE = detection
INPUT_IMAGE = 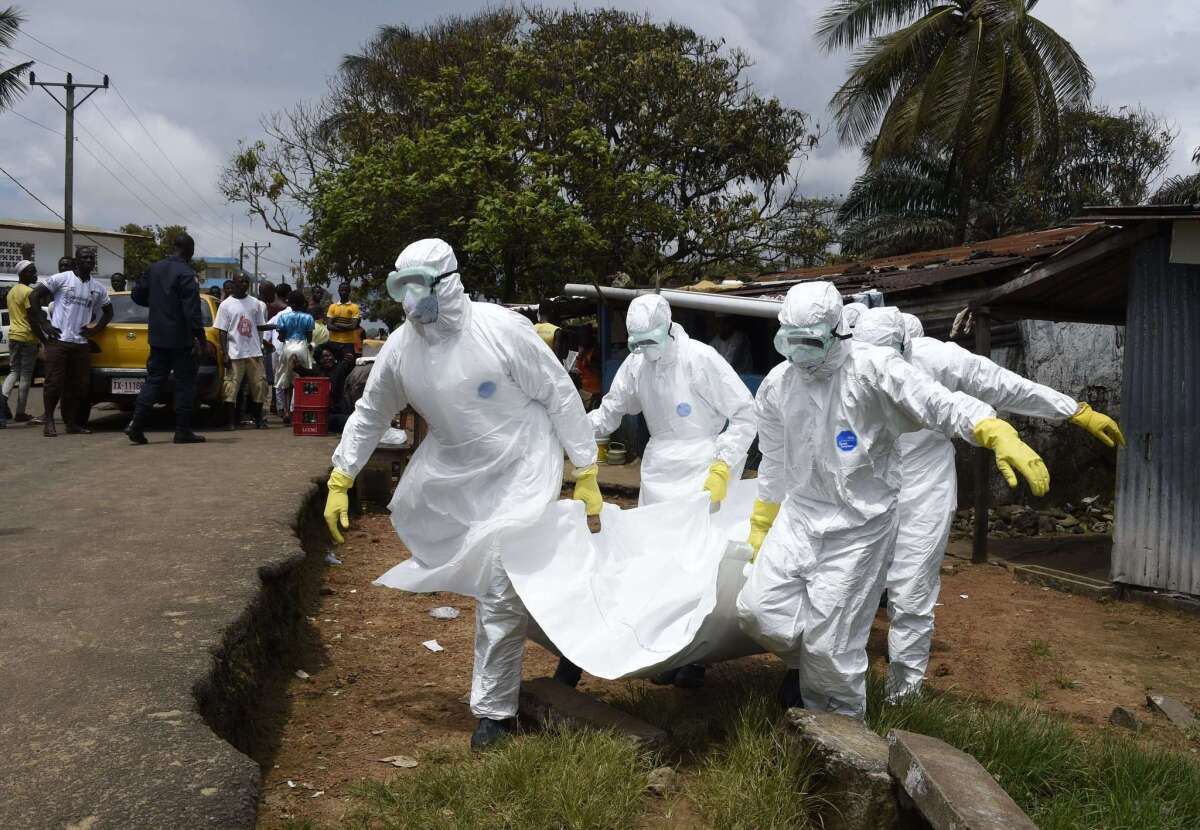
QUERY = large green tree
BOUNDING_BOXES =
[818,0,1092,243]
[224,8,821,302]
[0,6,31,111]
[838,105,1173,257]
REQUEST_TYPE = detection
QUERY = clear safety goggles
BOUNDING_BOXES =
[774,323,839,360]
[627,324,671,355]
[386,264,456,303]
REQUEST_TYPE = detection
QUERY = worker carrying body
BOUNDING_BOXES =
[853,307,1124,702]
[587,294,756,689]
[590,294,756,507]
[735,282,1051,720]
[322,239,602,751]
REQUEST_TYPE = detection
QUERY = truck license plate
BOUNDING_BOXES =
[111,378,144,395]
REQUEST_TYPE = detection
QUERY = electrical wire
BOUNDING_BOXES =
[0,162,127,260]
[9,108,63,136]
[16,31,280,248]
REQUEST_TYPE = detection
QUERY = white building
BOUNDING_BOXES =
[0,218,148,280]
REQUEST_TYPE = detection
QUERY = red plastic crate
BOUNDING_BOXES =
[292,406,328,436]
[294,376,331,409]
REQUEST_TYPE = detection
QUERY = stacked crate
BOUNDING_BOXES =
[293,377,331,436]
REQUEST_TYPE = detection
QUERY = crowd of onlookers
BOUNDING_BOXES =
[1,238,382,437]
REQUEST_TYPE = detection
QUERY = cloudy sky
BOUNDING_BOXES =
[2,0,1198,277]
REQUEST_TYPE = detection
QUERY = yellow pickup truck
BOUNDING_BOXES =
[88,292,226,411]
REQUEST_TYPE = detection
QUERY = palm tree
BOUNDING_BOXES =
[818,0,1092,243]
[1153,146,1200,205]
[0,6,31,111]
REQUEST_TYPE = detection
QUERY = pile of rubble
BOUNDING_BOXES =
[950,496,1115,541]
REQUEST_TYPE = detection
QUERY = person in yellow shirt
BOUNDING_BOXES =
[3,260,42,425]
[326,282,361,361]
[534,305,563,358]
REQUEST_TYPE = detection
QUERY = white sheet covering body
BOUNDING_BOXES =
[500,479,763,679]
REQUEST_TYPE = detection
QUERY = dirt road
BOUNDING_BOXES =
[258,513,1200,828]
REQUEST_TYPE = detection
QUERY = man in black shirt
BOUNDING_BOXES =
[125,234,207,445]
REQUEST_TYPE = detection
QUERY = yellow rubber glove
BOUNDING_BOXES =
[325,468,354,544]
[573,464,603,517]
[703,461,731,504]
[747,499,781,561]
[973,418,1050,497]
[1069,402,1125,449]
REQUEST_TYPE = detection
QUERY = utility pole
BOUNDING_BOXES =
[240,241,270,284]
[29,71,109,259]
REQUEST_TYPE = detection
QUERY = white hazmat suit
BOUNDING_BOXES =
[590,295,756,505]
[735,282,998,719]
[330,239,598,724]
[854,306,1080,700]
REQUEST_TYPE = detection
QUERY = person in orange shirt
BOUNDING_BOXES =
[576,326,602,409]
[326,282,361,361]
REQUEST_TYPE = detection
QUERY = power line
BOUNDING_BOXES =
[0,162,126,260]
[73,139,173,226]
[20,30,103,75]
[4,43,71,74]
[15,31,277,248]
[10,107,63,136]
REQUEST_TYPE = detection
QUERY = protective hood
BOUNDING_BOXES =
[902,312,924,340]
[395,238,467,338]
[841,301,869,331]
[627,294,675,362]
[854,306,910,359]
[778,281,849,376]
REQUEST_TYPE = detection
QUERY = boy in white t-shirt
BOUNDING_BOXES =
[214,275,273,430]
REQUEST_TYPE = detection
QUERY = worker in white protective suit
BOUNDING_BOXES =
[322,239,603,750]
[590,294,757,508]
[854,306,1125,702]
[589,294,757,688]
[735,282,1051,719]
[840,301,869,332]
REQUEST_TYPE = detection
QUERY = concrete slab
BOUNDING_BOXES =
[1147,693,1196,729]
[518,677,668,750]
[786,710,898,830]
[1011,564,1115,600]
[0,402,337,829]
[888,729,1036,830]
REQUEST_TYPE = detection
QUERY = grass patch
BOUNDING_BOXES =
[313,664,1200,830]
[688,689,823,829]
[866,677,1200,830]
[1054,672,1079,691]
[1028,638,1053,658]
[335,728,654,830]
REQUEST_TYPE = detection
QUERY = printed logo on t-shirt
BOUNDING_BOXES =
[836,430,858,451]
[236,315,252,338]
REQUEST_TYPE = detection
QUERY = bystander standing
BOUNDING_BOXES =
[326,281,361,361]
[1,260,42,427]
[124,234,208,445]
[28,249,112,437]
[214,275,272,430]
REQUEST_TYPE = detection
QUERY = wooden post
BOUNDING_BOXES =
[972,311,993,564]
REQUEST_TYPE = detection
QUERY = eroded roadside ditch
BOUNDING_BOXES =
[193,480,333,770]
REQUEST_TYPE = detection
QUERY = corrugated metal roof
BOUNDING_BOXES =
[751,224,1102,283]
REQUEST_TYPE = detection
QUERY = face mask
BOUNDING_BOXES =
[388,265,455,325]
[628,324,670,360]
[775,323,839,368]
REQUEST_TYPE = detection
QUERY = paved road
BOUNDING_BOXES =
[0,395,338,829]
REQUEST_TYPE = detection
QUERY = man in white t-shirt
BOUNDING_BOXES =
[28,248,113,437]
[214,275,273,430]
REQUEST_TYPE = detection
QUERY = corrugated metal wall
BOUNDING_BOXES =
[1112,231,1200,595]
